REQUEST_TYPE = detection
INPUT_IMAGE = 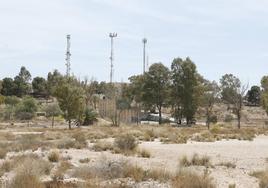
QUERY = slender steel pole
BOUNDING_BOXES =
[142,38,147,74]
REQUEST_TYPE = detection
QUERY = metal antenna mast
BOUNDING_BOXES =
[65,34,71,77]
[142,38,147,74]
[109,33,117,83]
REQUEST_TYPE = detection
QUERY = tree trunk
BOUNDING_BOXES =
[206,108,210,130]
[158,106,162,125]
[68,120,71,130]
[237,111,241,129]
[52,115,54,128]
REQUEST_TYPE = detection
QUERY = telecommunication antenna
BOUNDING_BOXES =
[142,38,147,74]
[109,33,117,83]
[146,55,149,71]
[65,34,71,77]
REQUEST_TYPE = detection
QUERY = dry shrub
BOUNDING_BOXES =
[52,161,73,181]
[56,138,76,149]
[161,133,188,144]
[229,184,236,188]
[14,134,48,151]
[250,170,268,188]
[0,132,15,141]
[141,129,155,141]
[44,181,78,188]
[9,156,53,188]
[172,170,215,188]
[191,131,215,142]
[217,161,236,168]
[73,157,127,180]
[15,157,53,176]
[92,141,113,152]
[0,160,12,176]
[6,153,40,172]
[73,157,170,183]
[0,148,8,159]
[9,174,45,188]
[180,154,211,167]
[137,149,151,158]
[72,132,88,149]
[114,134,137,152]
[79,158,91,163]
[48,150,60,162]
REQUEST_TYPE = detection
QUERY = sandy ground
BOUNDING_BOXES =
[60,136,268,188]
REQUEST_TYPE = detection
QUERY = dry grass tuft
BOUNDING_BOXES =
[0,160,12,176]
[172,170,215,188]
[48,150,60,162]
[92,141,113,152]
[228,184,236,188]
[160,133,188,144]
[113,134,137,155]
[73,156,171,183]
[9,174,45,188]
[0,148,8,159]
[180,153,211,167]
[137,149,151,158]
[52,160,73,181]
[250,170,268,188]
[79,158,91,163]
[217,161,236,168]
[15,157,53,176]
[56,138,76,149]
[9,155,53,188]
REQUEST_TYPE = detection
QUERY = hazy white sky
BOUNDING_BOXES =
[0,0,268,85]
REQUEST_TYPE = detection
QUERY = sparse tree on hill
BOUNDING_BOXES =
[13,67,32,97]
[1,78,15,96]
[201,81,220,129]
[142,63,170,124]
[47,70,64,96]
[246,85,261,106]
[128,75,145,124]
[220,74,247,129]
[44,103,62,128]
[54,82,85,129]
[15,96,38,125]
[32,77,48,96]
[170,57,200,124]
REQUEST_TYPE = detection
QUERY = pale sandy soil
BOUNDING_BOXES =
[60,136,268,188]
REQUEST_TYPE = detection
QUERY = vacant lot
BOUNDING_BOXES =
[0,123,267,188]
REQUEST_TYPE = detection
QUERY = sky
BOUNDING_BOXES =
[0,0,268,86]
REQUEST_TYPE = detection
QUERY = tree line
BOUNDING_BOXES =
[0,58,266,129]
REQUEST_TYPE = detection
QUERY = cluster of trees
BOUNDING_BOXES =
[0,59,267,130]
[123,57,263,129]
[0,67,116,129]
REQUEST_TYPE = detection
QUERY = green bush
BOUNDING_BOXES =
[14,96,38,120]
[83,108,98,126]
[209,115,218,124]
